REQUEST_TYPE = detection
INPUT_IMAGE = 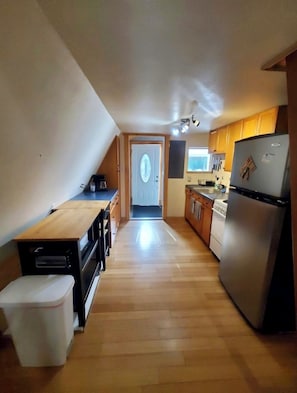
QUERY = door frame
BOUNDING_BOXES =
[124,133,170,220]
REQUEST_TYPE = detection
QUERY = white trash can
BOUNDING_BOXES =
[0,274,74,367]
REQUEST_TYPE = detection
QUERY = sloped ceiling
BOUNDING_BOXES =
[38,0,297,134]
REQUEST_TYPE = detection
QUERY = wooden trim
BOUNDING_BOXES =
[262,41,297,71]
[123,133,168,220]
[163,135,170,220]
[124,134,130,220]
[286,50,297,324]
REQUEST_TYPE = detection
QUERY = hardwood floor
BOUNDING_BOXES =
[1,218,297,392]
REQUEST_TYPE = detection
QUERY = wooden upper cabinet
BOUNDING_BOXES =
[224,120,243,172]
[208,105,287,171]
[241,114,259,139]
[257,107,278,135]
[208,127,227,154]
[208,130,218,153]
[216,126,227,153]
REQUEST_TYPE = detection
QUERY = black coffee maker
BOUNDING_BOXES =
[91,174,107,191]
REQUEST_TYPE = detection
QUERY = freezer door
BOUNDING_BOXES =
[219,191,285,329]
[230,133,290,198]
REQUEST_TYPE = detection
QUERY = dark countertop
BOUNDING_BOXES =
[186,184,228,201]
[71,189,118,201]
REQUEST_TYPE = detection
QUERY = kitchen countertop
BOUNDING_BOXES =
[186,184,228,201]
[71,189,118,201]
[56,199,110,211]
[14,208,101,241]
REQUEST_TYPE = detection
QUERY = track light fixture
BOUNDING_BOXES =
[180,118,190,133]
[171,100,200,135]
[192,114,200,127]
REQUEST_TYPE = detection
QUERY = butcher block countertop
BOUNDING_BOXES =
[56,200,110,210]
[14,208,101,242]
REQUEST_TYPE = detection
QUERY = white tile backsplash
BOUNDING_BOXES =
[212,157,231,191]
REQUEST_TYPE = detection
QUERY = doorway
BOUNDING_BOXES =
[131,142,162,219]
[127,136,167,220]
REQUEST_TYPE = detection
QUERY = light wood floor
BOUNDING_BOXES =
[1,218,297,392]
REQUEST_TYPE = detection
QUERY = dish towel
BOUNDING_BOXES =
[194,201,202,220]
[191,197,196,214]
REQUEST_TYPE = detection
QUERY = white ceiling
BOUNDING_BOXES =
[38,0,297,135]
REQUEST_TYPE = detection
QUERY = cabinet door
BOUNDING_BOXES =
[257,107,278,135]
[188,193,203,233]
[115,196,121,230]
[216,126,228,153]
[201,206,212,245]
[208,130,218,153]
[224,120,243,172]
[242,115,259,139]
[110,193,120,247]
[185,189,192,220]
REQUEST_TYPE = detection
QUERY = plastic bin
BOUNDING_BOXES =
[0,275,74,367]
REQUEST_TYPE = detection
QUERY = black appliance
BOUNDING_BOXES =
[90,174,107,191]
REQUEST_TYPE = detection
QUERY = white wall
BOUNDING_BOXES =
[0,2,120,256]
[167,133,231,217]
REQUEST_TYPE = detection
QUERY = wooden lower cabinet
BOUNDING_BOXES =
[200,198,213,245]
[110,192,120,247]
[185,189,213,246]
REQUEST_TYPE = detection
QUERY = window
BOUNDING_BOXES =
[140,153,151,183]
[187,147,211,172]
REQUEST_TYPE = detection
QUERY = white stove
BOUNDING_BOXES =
[210,199,228,259]
[212,199,228,217]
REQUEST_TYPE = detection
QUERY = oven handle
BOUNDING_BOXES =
[211,208,226,219]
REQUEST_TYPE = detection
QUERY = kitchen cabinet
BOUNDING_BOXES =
[185,188,214,246]
[208,127,227,154]
[224,120,243,172]
[185,188,192,219]
[216,126,228,153]
[14,208,107,328]
[257,107,278,135]
[110,191,120,247]
[185,189,201,233]
[241,114,259,139]
[209,106,288,172]
[208,130,218,153]
[200,197,213,245]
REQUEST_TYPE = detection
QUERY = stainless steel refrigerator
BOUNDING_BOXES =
[219,133,295,332]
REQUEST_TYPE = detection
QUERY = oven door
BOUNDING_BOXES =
[210,209,226,260]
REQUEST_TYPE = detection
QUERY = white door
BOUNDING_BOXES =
[131,144,161,206]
